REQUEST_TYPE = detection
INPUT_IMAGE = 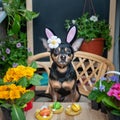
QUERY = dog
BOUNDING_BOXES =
[42,26,83,102]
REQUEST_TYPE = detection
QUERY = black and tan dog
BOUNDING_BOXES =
[42,26,83,102]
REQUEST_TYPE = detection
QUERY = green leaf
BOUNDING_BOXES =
[15,91,35,107]
[20,9,39,20]
[17,77,28,87]
[88,89,104,102]
[111,109,120,116]
[0,102,12,109]
[11,14,21,34]
[96,94,107,103]
[30,74,43,86]
[102,97,119,110]
[0,78,4,85]
[11,104,25,120]
[29,61,38,69]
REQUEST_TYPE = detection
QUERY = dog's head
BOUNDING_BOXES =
[42,26,84,68]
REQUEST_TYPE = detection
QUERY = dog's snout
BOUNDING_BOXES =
[61,55,66,60]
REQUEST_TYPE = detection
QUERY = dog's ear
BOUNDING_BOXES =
[41,38,50,51]
[45,28,55,39]
[66,26,77,43]
[66,26,84,51]
[72,38,84,51]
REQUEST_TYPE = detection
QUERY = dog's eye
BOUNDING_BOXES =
[65,48,71,55]
[54,49,60,56]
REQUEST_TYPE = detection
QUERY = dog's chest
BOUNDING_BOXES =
[49,63,77,93]
[50,63,76,82]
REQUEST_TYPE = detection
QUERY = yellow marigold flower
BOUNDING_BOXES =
[0,91,9,100]
[25,70,35,79]
[9,90,21,100]
[8,84,17,90]
[0,84,29,100]
[3,65,36,82]
[0,85,8,91]
[0,92,5,99]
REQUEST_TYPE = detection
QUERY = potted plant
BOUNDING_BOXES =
[88,71,120,120]
[0,84,34,120]
[65,13,112,56]
[0,63,43,120]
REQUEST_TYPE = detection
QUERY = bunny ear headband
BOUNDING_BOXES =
[45,26,77,49]
[42,26,84,51]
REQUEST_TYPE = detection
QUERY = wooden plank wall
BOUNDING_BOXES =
[26,0,34,55]
[26,0,116,63]
[108,0,116,62]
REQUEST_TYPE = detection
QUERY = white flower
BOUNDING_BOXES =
[72,19,76,24]
[90,15,98,22]
[48,36,61,49]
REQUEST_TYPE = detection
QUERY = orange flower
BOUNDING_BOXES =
[3,65,36,83]
[0,84,28,100]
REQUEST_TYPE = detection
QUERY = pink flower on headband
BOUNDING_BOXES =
[48,36,61,49]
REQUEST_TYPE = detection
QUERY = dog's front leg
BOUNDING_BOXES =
[63,91,75,102]
[50,80,61,102]
[52,91,58,102]
[63,89,80,102]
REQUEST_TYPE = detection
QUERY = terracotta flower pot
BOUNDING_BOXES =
[80,38,104,56]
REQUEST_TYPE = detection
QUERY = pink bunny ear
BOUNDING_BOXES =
[45,28,54,39]
[66,26,77,43]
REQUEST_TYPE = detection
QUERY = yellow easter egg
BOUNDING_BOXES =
[71,103,81,112]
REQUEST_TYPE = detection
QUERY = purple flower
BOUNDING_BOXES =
[6,48,11,54]
[1,56,5,61]
[99,85,105,92]
[100,77,107,81]
[109,76,119,83]
[12,63,18,67]
[27,48,31,52]
[16,42,21,48]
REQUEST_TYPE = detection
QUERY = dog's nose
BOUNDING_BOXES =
[61,55,66,60]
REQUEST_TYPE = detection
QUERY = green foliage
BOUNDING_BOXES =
[0,34,28,77]
[0,90,35,120]
[11,91,34,120]
[88,80,113,102]
[88,75,120,116]
[15,91,35,107]
[29,74,43,86]
[65,13,112,50]
[0,0,39,77]
[16,74,43,88]
[0,1,40,118]
[11,104,26,120]
[2,0,39,36]
[30,61,38,69]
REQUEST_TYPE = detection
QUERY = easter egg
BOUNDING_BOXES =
[39,108,51,116]
[53,102,61,109]
[71,103,81,112]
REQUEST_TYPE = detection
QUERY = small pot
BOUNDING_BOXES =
[80,38,104,56]
[1,107,12,120]
[107,111,120,120]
